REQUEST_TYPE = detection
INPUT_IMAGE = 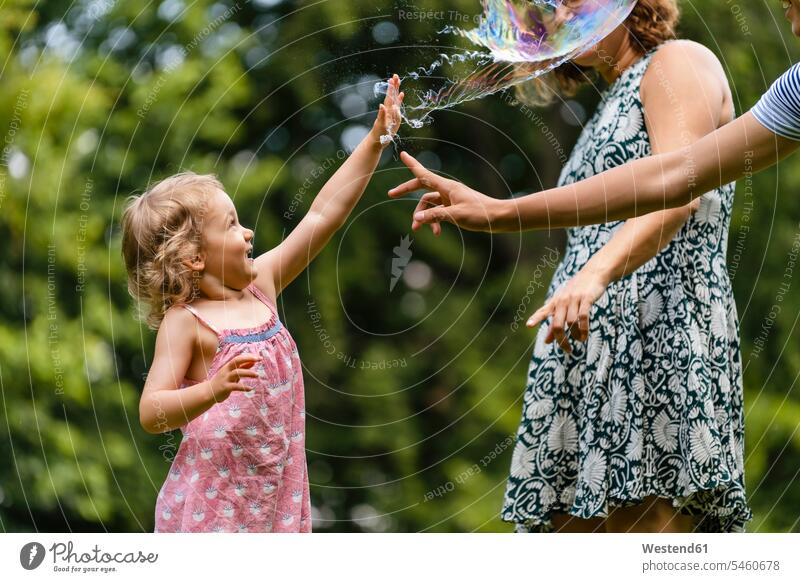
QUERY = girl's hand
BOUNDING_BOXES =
[526,265,610,353]
[370,74,403,147]
[388,151,504,235]
[208,353,261,401]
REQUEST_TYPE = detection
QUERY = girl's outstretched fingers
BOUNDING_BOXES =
[229,353,260,367]
[383,75,403,136]
[210,353,262,400]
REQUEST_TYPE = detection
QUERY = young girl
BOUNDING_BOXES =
[122,76,402,533]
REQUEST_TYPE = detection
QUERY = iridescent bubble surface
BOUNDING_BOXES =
[377,0,636,128]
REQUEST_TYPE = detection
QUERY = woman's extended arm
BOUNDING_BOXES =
[389,111,799,233]
[502,110,798,230]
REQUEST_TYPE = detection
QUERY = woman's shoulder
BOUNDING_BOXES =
[647,40,724,76]
[640,40,728,103]
[653,39,718,59]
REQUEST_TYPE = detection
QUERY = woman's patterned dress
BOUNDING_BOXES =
[501,45,751,532]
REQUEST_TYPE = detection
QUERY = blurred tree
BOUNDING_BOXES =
[0,0,798,533]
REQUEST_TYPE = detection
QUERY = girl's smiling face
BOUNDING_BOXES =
[197,188,256,290]
[784,1,800,36]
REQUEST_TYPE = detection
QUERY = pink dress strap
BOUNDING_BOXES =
[248,283,277,310]
[179,304,222,336]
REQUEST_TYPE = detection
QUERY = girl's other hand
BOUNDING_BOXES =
[208,353,261,401]
[525,265,610,353]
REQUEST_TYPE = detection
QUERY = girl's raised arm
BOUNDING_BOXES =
[255,76,403,297]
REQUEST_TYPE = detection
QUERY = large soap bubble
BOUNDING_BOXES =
[377,1,637,128]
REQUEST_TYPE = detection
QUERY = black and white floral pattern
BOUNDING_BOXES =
[501,45,751,532]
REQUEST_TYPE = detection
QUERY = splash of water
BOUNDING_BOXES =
[377,0,636,127]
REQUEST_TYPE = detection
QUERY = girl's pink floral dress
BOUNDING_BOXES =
[154,284,311,533]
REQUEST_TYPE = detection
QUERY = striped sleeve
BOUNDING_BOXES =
[751,64,800,141]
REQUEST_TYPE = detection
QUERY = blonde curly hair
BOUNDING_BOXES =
[515,0,680,106]
[121,172,223,329]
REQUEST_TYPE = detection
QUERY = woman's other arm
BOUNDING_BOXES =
[532,41,732,351]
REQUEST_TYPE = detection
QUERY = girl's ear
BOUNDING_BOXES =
[182,253,205,272]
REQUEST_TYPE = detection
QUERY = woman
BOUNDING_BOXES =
[511,0,749,532]
[401,0,751,533]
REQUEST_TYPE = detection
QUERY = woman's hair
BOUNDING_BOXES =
[515,0,680,106]
[121,172,223,329]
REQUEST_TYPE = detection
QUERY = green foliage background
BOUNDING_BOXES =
[1,0,798,532]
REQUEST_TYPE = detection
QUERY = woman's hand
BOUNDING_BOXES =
[526,264,610,353]
[370,74,404,147]
[387,151,505,235]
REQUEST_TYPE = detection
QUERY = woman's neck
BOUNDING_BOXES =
[595,36,642,84]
